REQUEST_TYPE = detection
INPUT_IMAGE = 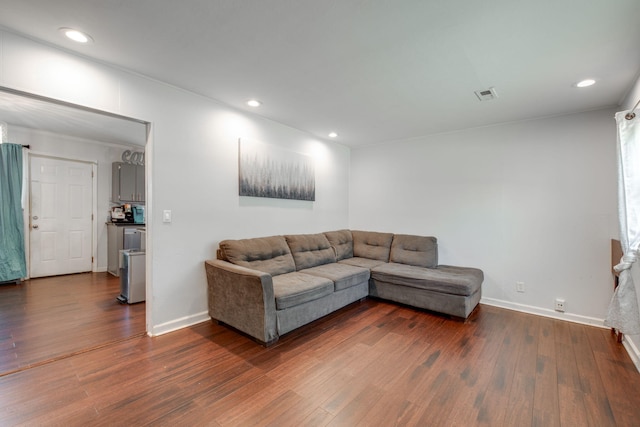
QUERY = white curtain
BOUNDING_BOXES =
[605,111,640,335]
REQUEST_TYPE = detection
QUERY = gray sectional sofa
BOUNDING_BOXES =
[204,230,483,345]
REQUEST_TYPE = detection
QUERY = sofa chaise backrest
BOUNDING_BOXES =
[389,234,438,268]
[351,230,394,262]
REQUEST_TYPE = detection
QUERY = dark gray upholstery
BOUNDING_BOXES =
[352,230,394,261]
[285,233,336,270]
[339,257,387,269]
[369,263,483,318]
[272,272,334,310]
[371,263,483,296]
[205,230,484,344]
[324,229,353,261]
[369,279,481,318]
[389,234,438,268]
[205,259,278,344]
[302,262,370,291]
[277,282,368,335]
[219,235,295,276]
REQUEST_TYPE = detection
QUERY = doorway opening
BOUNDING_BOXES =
[0,86,151,372]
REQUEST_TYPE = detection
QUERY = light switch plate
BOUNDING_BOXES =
[163,210,172,223]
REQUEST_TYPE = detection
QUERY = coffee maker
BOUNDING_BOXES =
[111,204,134,223]
[122,204,134,222]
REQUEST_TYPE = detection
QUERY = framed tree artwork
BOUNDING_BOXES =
[238,138,315,201]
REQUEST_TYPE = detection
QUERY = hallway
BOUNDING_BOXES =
[0,272,145,376]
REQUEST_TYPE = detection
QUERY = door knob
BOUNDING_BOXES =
[32,224,39,229]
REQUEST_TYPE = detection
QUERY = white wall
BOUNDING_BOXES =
[0,31,350,335]
[350,109,618,323]
[7,126,137,272]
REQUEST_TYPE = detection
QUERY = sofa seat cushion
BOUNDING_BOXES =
[272,272,334,310]
[339,257,386,269]
[324,229,353,261]
[301,263,370,291]
[390,234,438,268]
[219,235,295,276]
[285,233,337,270]
[371,263,483,296]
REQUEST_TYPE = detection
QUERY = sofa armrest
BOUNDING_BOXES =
[204,259,278,344]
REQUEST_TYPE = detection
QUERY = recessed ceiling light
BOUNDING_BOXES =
[576,79,596,88]
[247,99,261,107]
[328,132,338,138]
[59,27,93,44]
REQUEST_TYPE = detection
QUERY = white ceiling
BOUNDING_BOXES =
[0,0,639,147]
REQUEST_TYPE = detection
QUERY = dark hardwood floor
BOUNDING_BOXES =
[0,272,146,376]
[0,294,639,426]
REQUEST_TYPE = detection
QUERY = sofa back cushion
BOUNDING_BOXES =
[389,234,438,268]
[285,233,337,270]
[219,235,296,276]
[324,229,353,261]
[352,230,394,262]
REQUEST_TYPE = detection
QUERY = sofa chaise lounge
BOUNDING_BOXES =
[204,230,483,345]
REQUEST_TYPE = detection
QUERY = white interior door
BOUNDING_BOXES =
[30,156,93,278]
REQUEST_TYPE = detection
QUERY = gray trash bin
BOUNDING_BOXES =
[117,249,146,304]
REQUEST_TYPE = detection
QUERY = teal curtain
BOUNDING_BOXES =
[0,143,27,282]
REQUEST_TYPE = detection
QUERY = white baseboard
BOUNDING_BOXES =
[480,297,606,328]
[150,311,210,336]
[94,267,107,273]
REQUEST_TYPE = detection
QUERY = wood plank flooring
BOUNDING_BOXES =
[0,296,639,426]
[0,272,146,375]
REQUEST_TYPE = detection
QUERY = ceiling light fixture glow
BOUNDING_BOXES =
[576,79,596,88]
[328,132,338,138]
[59,27,93,43]
[247,99,261,107]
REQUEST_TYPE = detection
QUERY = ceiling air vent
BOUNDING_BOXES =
[474,87,498,101]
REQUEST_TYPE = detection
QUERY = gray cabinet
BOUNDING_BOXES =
[112,162,145,202]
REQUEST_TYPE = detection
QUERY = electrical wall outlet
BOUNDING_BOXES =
[555,298,566,312]
[516,282,525,293]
